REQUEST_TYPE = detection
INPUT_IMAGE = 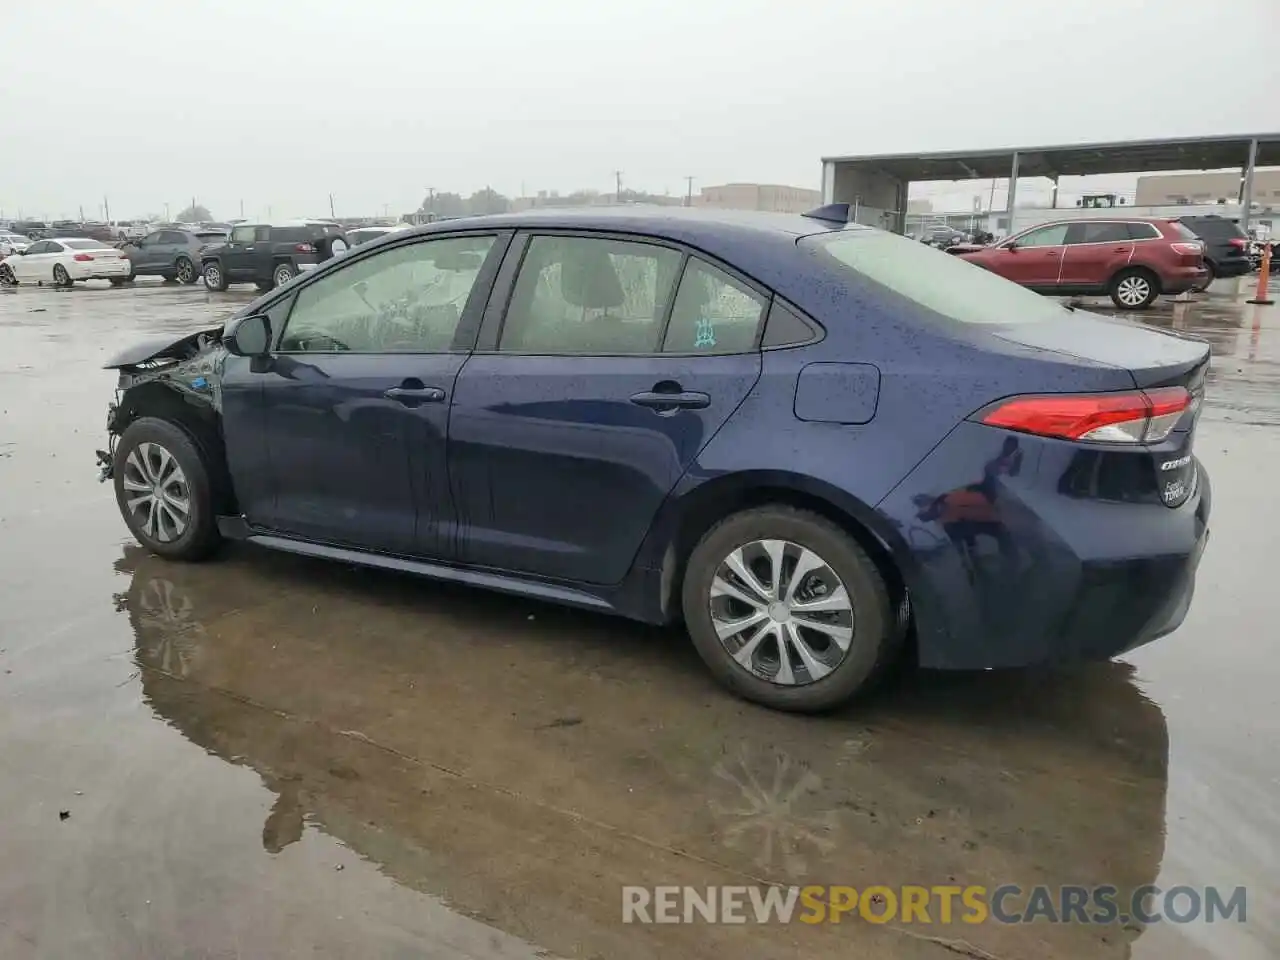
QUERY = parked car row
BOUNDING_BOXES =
[0,220,363,292]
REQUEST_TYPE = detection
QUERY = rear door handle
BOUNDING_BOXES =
[630,390,711,411]
[384,386,446,403]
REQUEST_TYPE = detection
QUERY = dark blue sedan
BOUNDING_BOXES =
[100,206,1211,712]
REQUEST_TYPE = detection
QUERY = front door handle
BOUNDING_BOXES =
[630,390,711,411]
[384,386,446,403]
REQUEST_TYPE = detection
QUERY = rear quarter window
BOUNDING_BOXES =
[1180,218,1245,240]
[802,229,1070,325]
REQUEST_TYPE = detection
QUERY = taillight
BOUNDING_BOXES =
[977,387,1191,444]
[294,242,315,253]
[1170,242,1203,256]
[1229,238,1247,249]
[73,253,94,262]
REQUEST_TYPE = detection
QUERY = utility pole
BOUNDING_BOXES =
[240,199,245,218]
[103,195,111,224]
[614,170,623,203]
[329,193,336,219]
[684,176,695,207]
[164,202,171,221]
[78,204,85,221]
[425,186,435,212]
[191,197,196,219]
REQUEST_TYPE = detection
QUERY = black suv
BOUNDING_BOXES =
[1176,215,1252,289]
[201,221,349,291]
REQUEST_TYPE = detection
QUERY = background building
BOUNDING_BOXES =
[1136,169,1280,206]
[697,183,822,214]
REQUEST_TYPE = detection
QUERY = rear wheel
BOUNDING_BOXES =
[109,278,128,287]
[681,506,896,712]
[271,262,296,288]
[202,261,228,291]
[112,418,221,561]
[1109,268,1159,309]
[52,263,72,288]
[175,256,197,284]
[0,263,15,285]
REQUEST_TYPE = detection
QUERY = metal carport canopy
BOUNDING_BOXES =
[821,133,1280,181]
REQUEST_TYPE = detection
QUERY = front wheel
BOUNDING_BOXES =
[271,262,295,288]
[52,263,73,288]
[0,263,15,285]
[202,261,228,291]
[175,256,197,284]
[112,418,222,561]
[1109,268,1159,310]
[681,506,896,712]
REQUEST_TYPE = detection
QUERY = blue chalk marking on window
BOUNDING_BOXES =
[694,316,716,349]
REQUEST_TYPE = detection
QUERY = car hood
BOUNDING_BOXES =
[103,326,224,370]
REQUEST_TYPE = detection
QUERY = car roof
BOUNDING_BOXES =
[234,219,340,229]
[402,206,849,249]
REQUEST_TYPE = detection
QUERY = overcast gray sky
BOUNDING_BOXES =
[3,0,1277,221]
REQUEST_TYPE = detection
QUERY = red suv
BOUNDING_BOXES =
[955,217,1207,309]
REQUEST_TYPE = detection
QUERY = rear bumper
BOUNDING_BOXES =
[878,421,1211,670]
[1209,258,1252,279]
[66,259,132,280]
[1162,265,1209,294]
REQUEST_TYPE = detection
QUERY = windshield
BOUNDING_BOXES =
[64,239,111,250]
[801,229,1071,325]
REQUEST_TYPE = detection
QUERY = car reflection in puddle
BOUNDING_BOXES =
[114,544,1170,959]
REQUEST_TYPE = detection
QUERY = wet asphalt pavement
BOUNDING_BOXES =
[1,278,1278,959]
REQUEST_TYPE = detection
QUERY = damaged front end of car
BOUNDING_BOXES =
[97,325,230,484]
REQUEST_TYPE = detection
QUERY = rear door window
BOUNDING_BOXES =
[1066,222,1131,244]
[661,259,767,354]
[803,229,1072,325]
[497,235,682,355]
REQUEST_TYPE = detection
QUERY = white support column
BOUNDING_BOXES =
[1239,138,1259,235]
[1005,152,1020,235]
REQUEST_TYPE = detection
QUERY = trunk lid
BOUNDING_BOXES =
[991,309,1209,390]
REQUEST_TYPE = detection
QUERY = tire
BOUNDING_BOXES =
[1108,268,1159,310]
[109,278,128,287]
[271,262,295,288]
[254,280,273,292]
[202,260,228,291]
[0,263,15,286]
[681,506,896,712]
[175,256,197,284]
[1193,262,1216,293]
[52,263,72,288]
[112,418,222,561]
